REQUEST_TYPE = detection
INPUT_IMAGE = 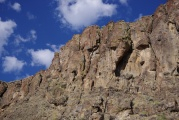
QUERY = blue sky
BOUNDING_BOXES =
[0,0,166,82]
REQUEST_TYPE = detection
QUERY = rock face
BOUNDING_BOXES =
[0,0,179,119]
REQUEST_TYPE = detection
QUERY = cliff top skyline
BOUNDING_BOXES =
[0,0,166,82]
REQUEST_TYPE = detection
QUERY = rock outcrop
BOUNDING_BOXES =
[0,0,179,119]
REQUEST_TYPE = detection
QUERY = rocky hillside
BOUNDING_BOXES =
[0,0,179,119]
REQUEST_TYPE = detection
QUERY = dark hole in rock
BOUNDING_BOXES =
[125,74,133,80]
[130,100,134,115]
[170,109,179,112]
[99,72,101,75]
[110,46,117,51]
[157,39,161,42]
[91,81,94,90]
[88,46,98,52]
[72,70,77,76]
[96,39,100,44]
[88,48,93,52]
[140,61,145,66]
[136,45,149,50]
[177,67,179,73]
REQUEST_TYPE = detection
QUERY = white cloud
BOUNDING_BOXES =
[135,13,143,21]
[56,0,117,30]
[2,56,26,73]
[0,0,6,3]
[26,12,36,20]
[28,44,63,68]
[0,18,17,56]
[15,29,37,45]
[28,49,54,68]
[10,2,21,12]
[46,43,64,52]
[119,0,128,5]
[30,30,37,40]
[15,35,28,45]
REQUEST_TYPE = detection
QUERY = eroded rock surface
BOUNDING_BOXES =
[0,0,179,119]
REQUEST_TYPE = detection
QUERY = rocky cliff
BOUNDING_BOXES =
[0,0,179,119]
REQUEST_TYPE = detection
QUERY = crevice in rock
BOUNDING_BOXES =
[91,80,94,91]
[170,109,179,112]
[79,35,81,50]
[1,103,10,109]
[171,67,178,76]
[0,89,7,98]
[148,36,159,80]
[77,92,83,104]
[87,48,93,52]
[0,82,8,98]
[96,38,100,46]
[114,45,133,77]
[130,100,134,114]
[110,46,117,51]
[38,74,43,87]
[177,66,179,73]
[170,100,179,112]
[148,16,154,34]
[136,44,149,50]
[82,44,99,81]
[114,23,133,77]
[87,45,99,53]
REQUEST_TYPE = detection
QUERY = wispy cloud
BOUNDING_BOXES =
[2,56,26,73]
[26,12,36,20]
[135,13,143,21]
[0,0,6,3]
[10,2,21,12]
[28,49,54,68]
[30,30,37,40]
[0,18,17,56]
[56,0,117,30]
[119,0,129,6]
[46,43,63,52]
[14,30,37,45]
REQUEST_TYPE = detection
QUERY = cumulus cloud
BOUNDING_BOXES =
[0,18,17,56]
[28,49,54,68]
[56,0,117,29]
[46,43,64,52]
[26,12,36,20]
[10,2,21,12]
[14,30,37,45]
[119,0,129,5]
[28,43,62,68]
[0,0,6,3]
[2,56,26,73]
